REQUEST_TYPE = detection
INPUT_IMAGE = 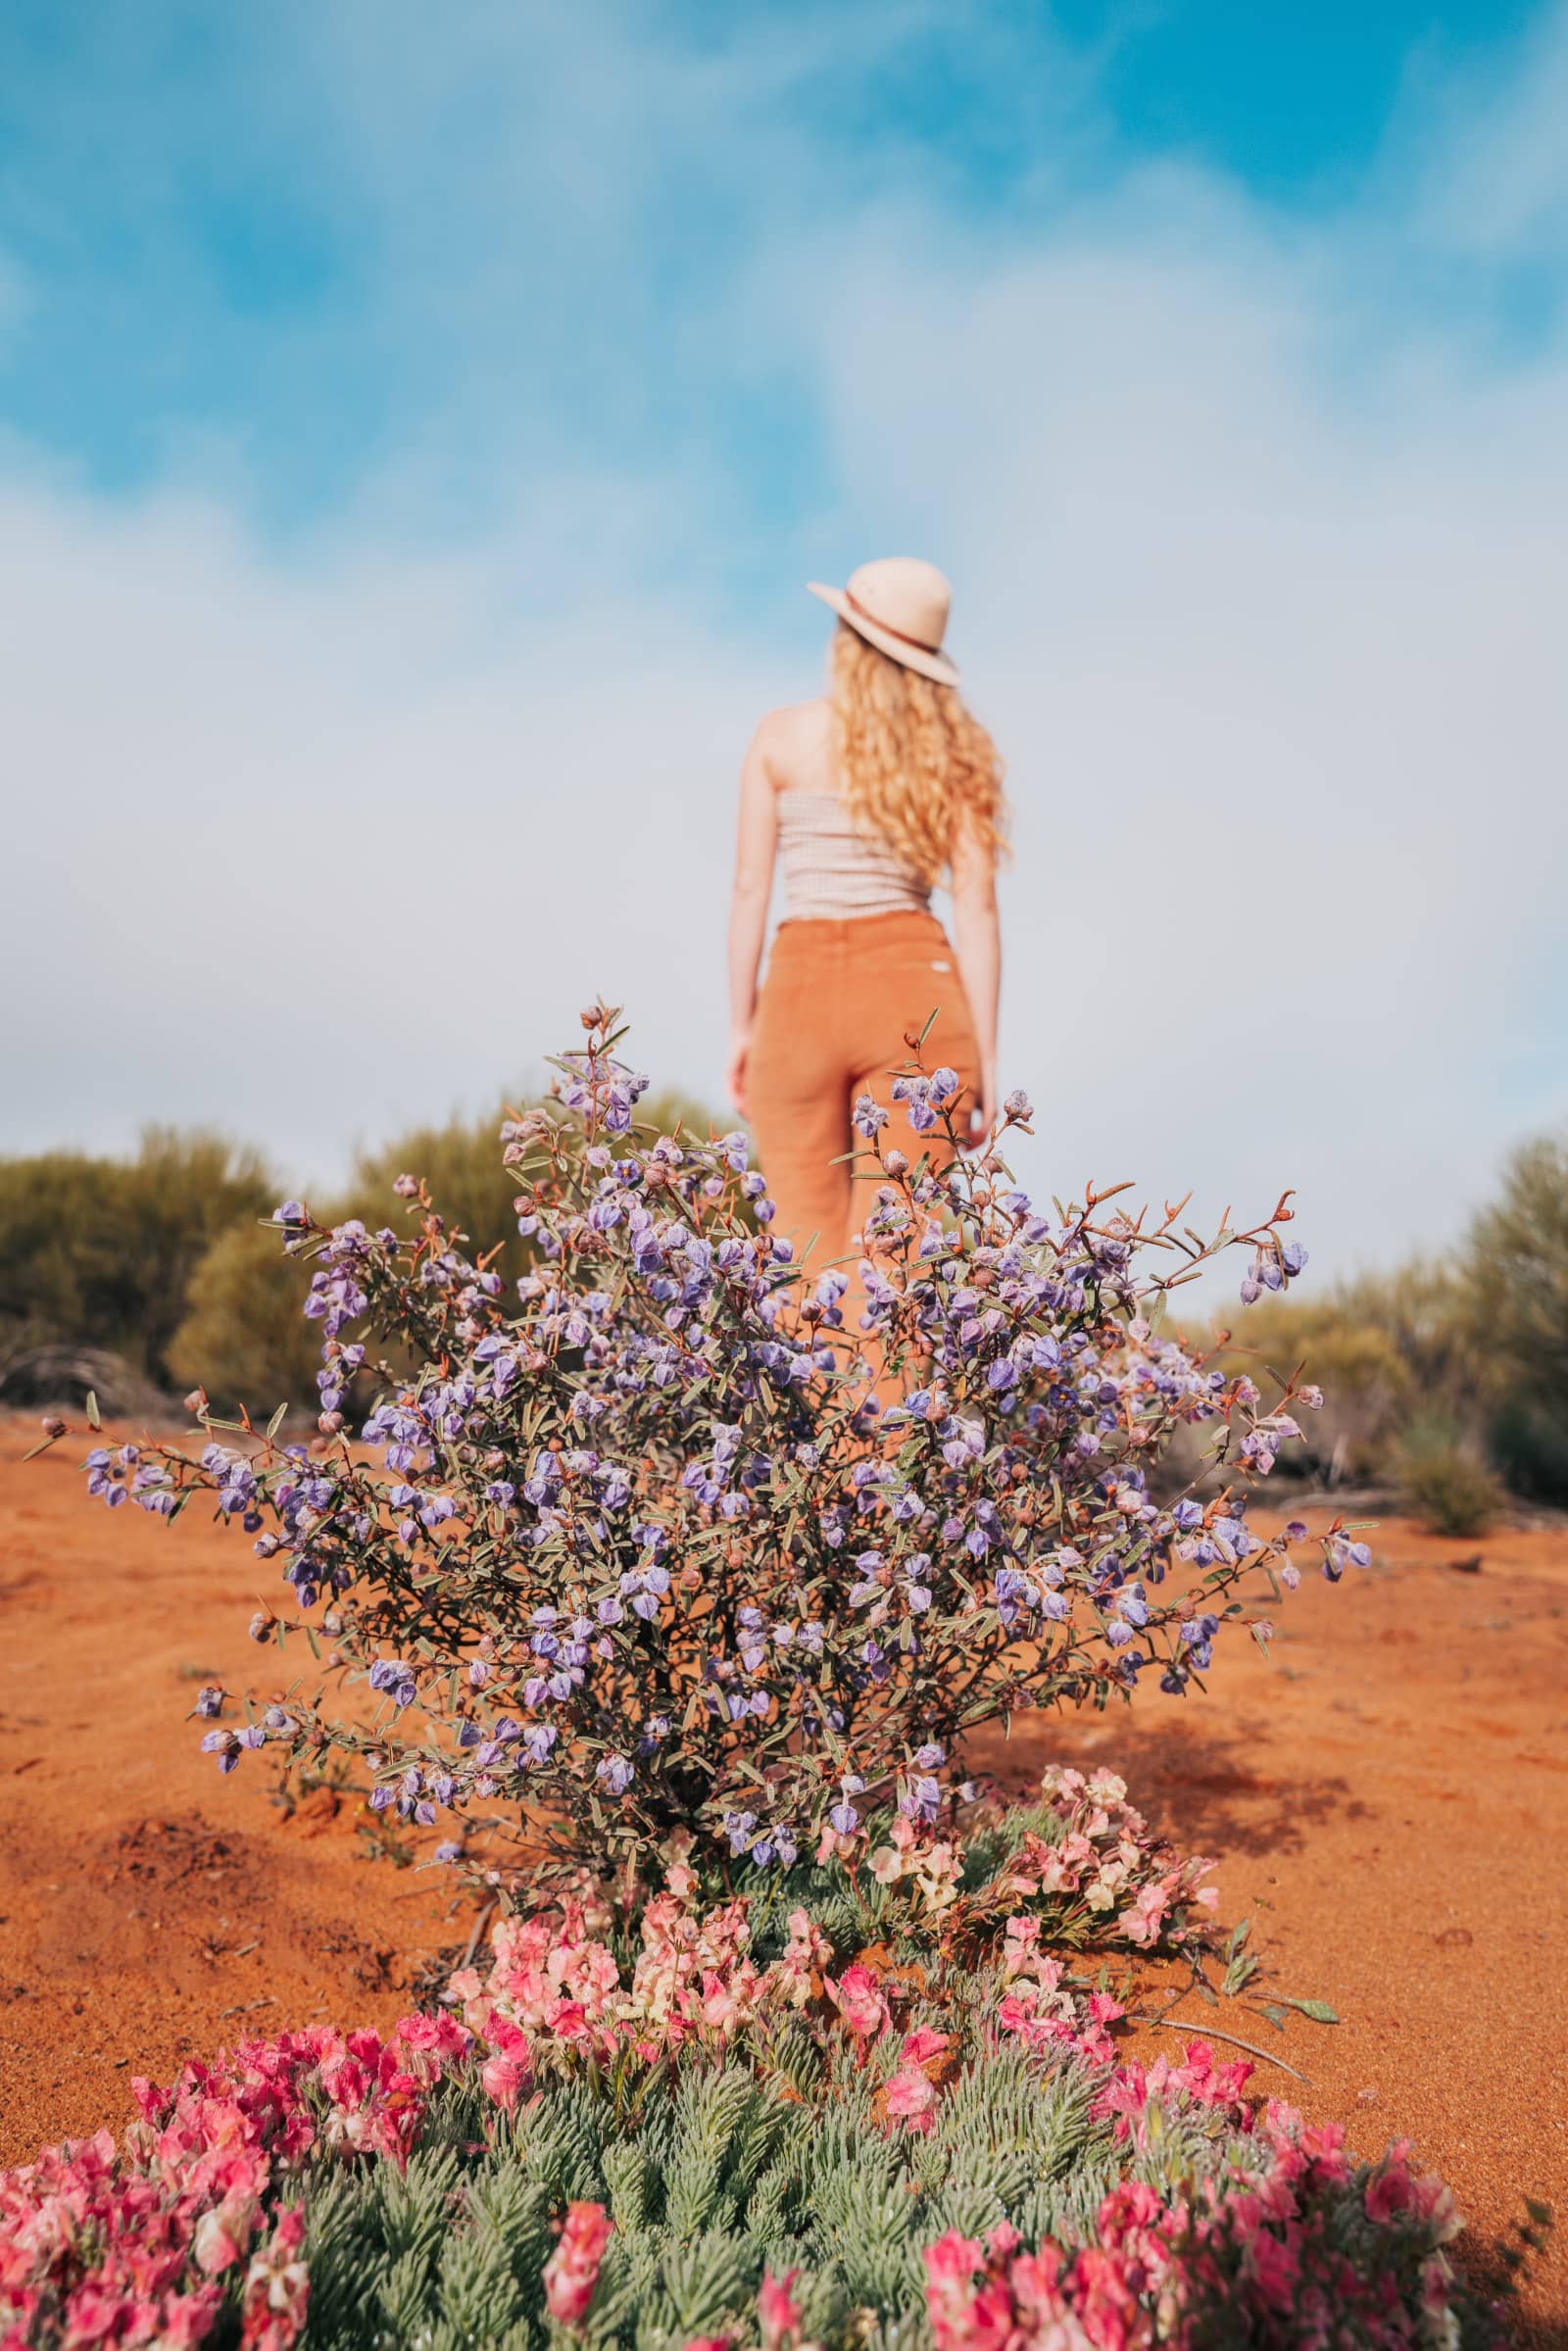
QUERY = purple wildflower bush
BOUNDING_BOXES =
[74,1005,1329,1886]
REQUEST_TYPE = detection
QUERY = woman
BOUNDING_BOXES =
[727,557,1007,1273]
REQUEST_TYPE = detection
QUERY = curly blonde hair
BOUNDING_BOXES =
[830,624,1008,887]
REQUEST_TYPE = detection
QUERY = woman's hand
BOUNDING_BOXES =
[726,1029,752,1118]
[964,1073,997,1151]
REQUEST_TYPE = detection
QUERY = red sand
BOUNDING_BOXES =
[1,1424,1563,2327]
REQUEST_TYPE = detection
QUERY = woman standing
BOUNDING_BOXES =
[727,558,1007,1273]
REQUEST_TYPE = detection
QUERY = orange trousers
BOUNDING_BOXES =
[748,908,982,1274]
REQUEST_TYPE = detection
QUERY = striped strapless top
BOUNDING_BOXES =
[775,790,931,921]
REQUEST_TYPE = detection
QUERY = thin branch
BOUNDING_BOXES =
[1131,2013,1311,2082]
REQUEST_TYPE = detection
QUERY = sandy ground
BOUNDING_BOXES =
[1,1422,1563,2331]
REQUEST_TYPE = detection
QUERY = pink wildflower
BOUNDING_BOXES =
[396,2010,470,2082]
[824,1964,891,2040]
[883,2068,938,2132]
[758,2265,802,2350]
[924,2229,986,2351]
[239,2205,308,2350]
[1114,1882,1169,1947]
[542,2200,612,2328]
[480,2052,527,2114]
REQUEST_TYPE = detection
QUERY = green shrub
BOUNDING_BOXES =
[1488,1393,1568,1504]
[1464,1133,1568,1501]
[0,1131,273,1392]
[1394,1417,1504,1538]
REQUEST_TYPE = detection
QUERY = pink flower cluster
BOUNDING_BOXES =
[996,1916,1127,2069]
[440,1758,1227,2131]
[0,2015,469,2351]
[918,2113,1462,2351]
[1092,2038,1257,2148]
[999,1768,1219,1956]
[446,1855,1131,2131]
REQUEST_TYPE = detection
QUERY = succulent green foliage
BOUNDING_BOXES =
[296,2032,1239,2351]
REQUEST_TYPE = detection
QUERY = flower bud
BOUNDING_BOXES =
[39,1415,67,1440]
[248,1610,277,1642]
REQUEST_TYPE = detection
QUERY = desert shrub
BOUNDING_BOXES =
[1465,1134,1568,1392]
[1394,1417,1504,1539]
[1488,1393,1568,1505]
[1333,1258,1476,1398]
[64,1006,1343,1887]
[0,1130,273,1392]
[1464,1133,1568,1500]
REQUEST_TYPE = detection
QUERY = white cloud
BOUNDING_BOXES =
[2,4,1565,1304]
[1396,1,1568,258]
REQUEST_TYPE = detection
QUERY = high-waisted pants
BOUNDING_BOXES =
[747,907,982,1275]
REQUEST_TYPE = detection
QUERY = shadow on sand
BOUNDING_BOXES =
[967,1710,1373,1861]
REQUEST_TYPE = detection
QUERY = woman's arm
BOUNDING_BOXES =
[950,807,1001,1145]
[725,718,780,1117]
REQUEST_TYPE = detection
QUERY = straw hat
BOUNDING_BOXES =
[808,557,959,687]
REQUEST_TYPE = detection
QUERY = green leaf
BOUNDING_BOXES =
[267,1400,289,1440]
[85,1389,101,1430]
[1280,1997,1340,2024]
[1255,2005,1289,2033]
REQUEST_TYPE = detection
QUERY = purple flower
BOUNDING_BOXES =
[899,1773,941,1823]
[74,1010,1347,1891]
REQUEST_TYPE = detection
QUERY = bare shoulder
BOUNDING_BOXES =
[749,697,832,790]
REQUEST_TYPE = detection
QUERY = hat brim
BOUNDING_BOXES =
[808,581,960,688]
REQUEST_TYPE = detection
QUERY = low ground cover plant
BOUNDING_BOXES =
[2,1789,1480,2349]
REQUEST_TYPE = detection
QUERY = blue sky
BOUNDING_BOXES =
[3,0,1557,531]
[2,0,1566,1289]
